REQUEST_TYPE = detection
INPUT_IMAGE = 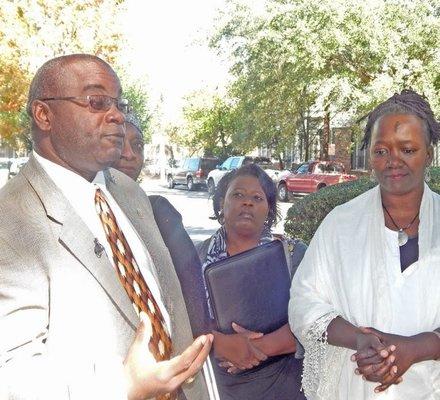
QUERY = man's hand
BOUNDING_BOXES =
[213,322,268,370]
[124,312,213,400]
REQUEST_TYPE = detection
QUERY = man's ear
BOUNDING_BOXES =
[32,100,53,132]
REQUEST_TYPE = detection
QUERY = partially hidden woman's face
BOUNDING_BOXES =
[222,175,269,238]
[370,113,433,196]
[114,122,144,181]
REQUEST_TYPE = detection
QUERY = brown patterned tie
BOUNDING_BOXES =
[94,188,175,400]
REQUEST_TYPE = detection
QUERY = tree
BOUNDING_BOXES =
[0,0,128,150]
[0,0,126,68]
[180,91,241,158]
[123,84,153,142]
[0,59,31,150]
[210,0,440,162]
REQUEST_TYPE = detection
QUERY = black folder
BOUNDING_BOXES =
[204,240,290,335]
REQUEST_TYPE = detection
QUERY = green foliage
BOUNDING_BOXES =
[209,0,440,158]
[429,166,440,192]
[180,92,242,158]
[0,0,127,66]
[0,0,128,150]
[0,58,31,150]
[285,168,440,244]
[123,85,152,142]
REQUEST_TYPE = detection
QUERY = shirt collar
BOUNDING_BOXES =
[32,150,105,187]
[33,150,107,196]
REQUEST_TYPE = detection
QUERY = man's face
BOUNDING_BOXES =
[44,60,126,180]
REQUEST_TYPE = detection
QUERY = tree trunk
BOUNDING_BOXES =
[277,154,284,170]
[303,113,310,161]
[321,106,330,160]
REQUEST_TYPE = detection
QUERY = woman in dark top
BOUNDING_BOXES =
[114,113,210,337]
[196,163,307,400]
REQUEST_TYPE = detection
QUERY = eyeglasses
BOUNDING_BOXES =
[38,95,131,114]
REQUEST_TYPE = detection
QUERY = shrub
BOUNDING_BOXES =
[430,166,440,192]
[284,167,440,244]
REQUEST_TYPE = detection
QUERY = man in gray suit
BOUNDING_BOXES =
[0,54,212,400]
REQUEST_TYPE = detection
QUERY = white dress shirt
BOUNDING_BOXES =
[33,151,171,333]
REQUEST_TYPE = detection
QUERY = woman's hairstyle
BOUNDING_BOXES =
[212,163,278,228]
[125,112,142,134]
[361,89,440,149]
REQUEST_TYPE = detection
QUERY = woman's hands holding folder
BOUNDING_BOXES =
[212,322,268,370]
[217,323,298,373]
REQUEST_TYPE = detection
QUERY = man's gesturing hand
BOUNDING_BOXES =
[124,312,213,400]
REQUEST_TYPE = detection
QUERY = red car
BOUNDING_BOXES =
[277,161,357,201]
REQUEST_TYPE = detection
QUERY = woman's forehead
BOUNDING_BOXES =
[372,113,428,143]
[228,175,264,191]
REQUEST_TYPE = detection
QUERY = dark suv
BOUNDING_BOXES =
[167,157,219,191]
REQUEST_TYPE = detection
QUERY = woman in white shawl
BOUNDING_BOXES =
[289,90,440,400]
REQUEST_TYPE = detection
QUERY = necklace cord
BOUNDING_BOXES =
[382,204,419,231]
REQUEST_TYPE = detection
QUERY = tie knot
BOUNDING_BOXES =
[95,188,111,216]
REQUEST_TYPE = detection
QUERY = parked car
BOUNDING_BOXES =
[8,157,29,180]
[167,157,219,191]
[265,168,292,186]
[277,160,358,201]
[206,156,277,195]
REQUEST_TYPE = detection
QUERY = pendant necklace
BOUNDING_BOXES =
[382,204,419,246]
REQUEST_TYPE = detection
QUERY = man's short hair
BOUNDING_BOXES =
[26,54,116,119]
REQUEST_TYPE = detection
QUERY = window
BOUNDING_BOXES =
[187,158,199,171]
[221,157,233,170]
[180,159,188,169]
[296,163,310,174]
[351,142,368,170]
[331,163,344,173]
[317,163,327,173]
[230,157,241,169]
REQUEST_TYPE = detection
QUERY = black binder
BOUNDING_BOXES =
[204,240,290,335]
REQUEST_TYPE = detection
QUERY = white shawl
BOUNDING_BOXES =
[289,184,440,400]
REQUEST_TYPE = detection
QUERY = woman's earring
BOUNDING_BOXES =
[370,170,377,183]
[424,168,431,183]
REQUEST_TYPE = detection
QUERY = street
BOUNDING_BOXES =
[0,173,292,243]
[140,176,292,243]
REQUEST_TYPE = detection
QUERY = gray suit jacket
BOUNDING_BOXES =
[0,155,208,400]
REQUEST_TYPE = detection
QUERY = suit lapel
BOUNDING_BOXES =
[59,211,138,329]
[22,156,138,330]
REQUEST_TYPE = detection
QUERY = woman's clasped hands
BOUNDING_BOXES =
[351,327,421,393]
[213,322,268,373]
